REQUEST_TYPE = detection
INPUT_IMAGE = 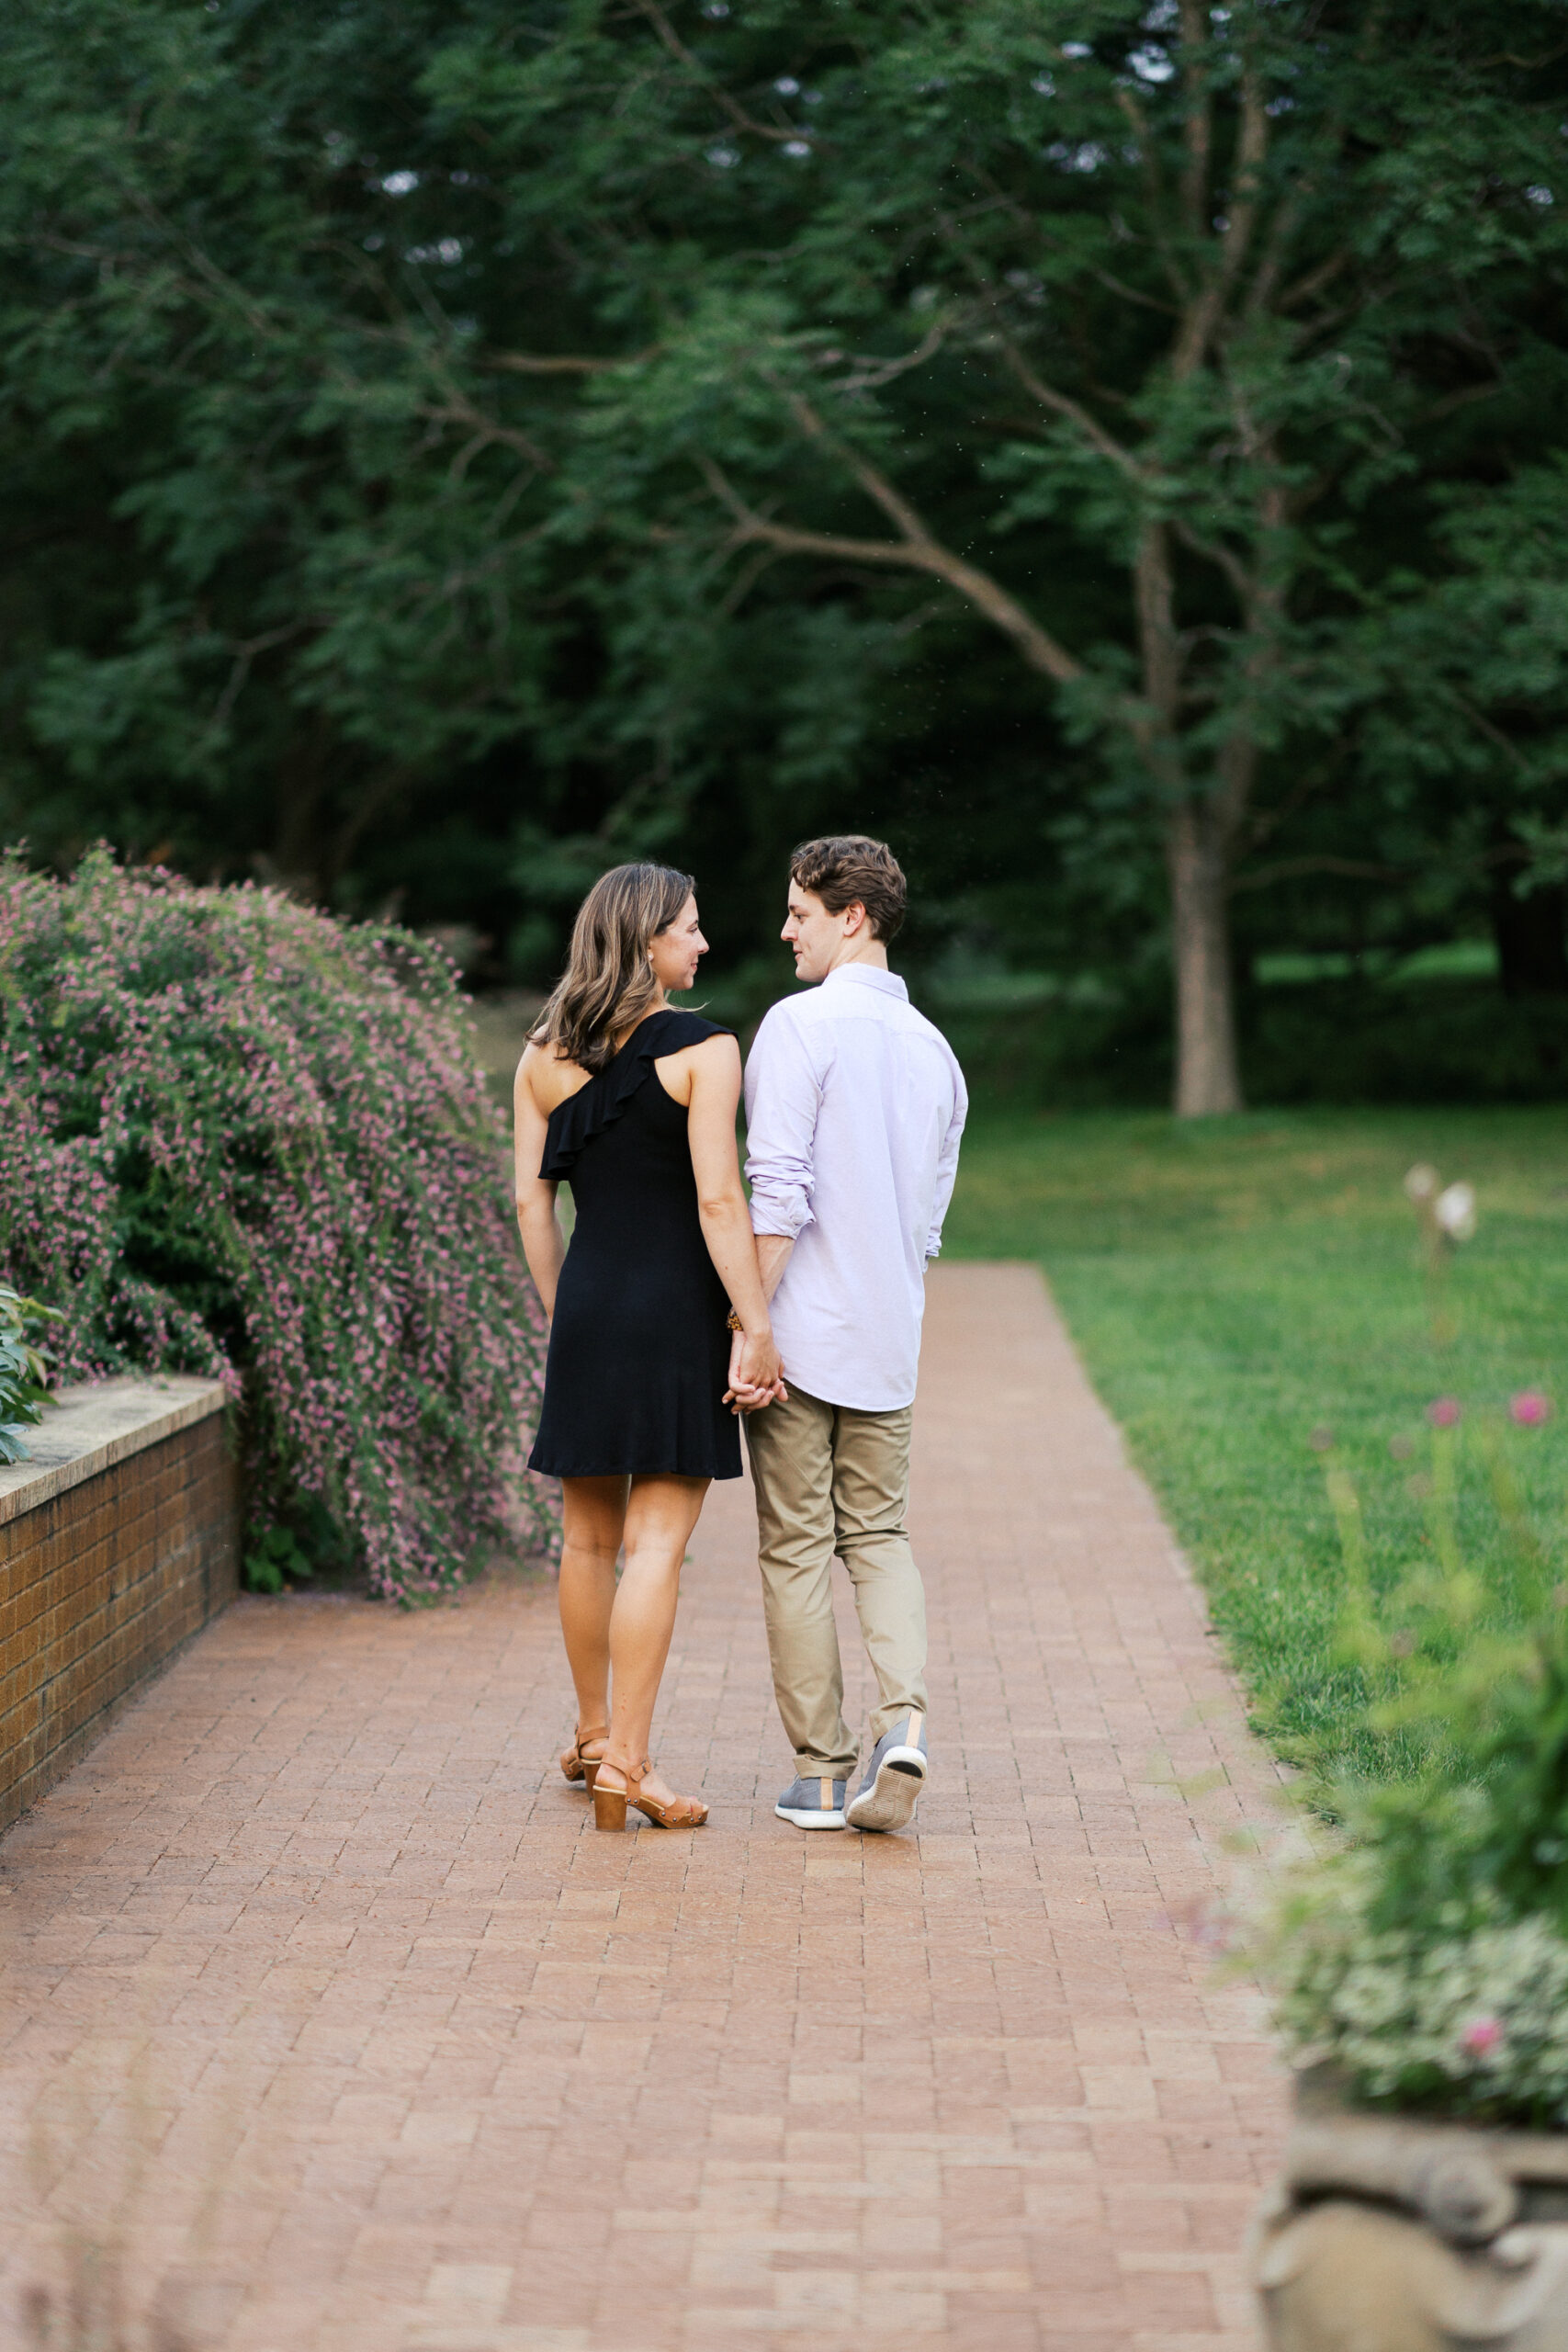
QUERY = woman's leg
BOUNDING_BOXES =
[558,1476,629,1740]
[601,1475,709,1805]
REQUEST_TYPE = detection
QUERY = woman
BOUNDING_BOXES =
[513,864,782,1831]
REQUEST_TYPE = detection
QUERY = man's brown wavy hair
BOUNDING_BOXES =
[530,862,695,1074]
[789,834,907,943]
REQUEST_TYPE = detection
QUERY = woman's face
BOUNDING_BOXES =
[649,893,707,995]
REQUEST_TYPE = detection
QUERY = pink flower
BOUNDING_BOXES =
[1426,1397,1462,1429]
[1461,2016,1503,2056]
[1511,1391,1551,1427]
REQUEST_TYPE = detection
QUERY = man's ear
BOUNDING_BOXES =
[841,900,868,936]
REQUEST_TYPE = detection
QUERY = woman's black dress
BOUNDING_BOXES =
[527,1011,743,1481]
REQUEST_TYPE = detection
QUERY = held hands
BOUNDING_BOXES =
[724,1325,787,1415]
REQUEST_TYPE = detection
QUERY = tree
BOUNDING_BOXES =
[5,0,1567,1108]
[0,1,561,902]
[423,0,1568,1111]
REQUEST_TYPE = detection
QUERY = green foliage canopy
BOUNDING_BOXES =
[4,0,1568,1104]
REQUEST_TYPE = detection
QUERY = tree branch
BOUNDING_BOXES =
[1172,518,1253,605]
[987,329,1144,478]
[776,390,931,545]
[631,0,818,145]
[935,223,1144,476]
[1277,249,1350,315]
[1113,86,1190,301]
[1178,0,1212,238]
[413,394,553,473]
[832,315,951,394]
[1171,44,1268,376]
[205,624,309,739]
[696,455,1082,683]
[487,349,648,376]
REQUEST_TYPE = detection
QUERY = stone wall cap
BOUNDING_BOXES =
[0,1375,231,1525]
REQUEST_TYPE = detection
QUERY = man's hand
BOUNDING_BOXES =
[725,1327,787,1413]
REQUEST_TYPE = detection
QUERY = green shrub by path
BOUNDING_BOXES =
[943,1107,1568,1774]
[0,851,552,1601]
[0,1284,60,1463]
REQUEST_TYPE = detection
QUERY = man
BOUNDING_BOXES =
[734,835,967,1834]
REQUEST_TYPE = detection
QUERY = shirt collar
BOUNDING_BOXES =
[822,964,908,1002]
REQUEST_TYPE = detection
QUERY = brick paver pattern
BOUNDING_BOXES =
[0,1265,1289,2352]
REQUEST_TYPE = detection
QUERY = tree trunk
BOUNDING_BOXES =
[1132,519,1247,1116]
[1167,799,1244,1116]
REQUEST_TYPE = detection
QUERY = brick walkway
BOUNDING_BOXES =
[0,1265,1288,2352]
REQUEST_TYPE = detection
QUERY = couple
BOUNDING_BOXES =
[513,834,966,1837]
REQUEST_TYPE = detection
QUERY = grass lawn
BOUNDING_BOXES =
[943,1106,1568,1772]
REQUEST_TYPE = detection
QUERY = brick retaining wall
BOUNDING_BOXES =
[0,1377,237,1833]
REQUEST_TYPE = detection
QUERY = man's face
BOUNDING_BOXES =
[782,884,864,982]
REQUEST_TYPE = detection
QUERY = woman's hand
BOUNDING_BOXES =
[734,1325,782,1396]
[683,1034,786,1407]
[725,1327,787,1411]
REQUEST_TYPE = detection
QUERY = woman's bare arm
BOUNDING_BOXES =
[682,1035,781,1395]
[513,1046,566,1319]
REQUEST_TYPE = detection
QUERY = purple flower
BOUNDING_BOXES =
[1461,2016,1503,2056]
[1510,1390,1551,1428]
[1426,1397,1462,1429]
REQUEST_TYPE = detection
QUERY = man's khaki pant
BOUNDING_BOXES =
[744,1382,927,1779]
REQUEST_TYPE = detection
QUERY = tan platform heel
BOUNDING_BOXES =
[592,1758,708,1831]
[560,1724,609,1791]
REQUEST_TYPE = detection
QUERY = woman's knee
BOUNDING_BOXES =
[560,1534,621,1577]
[619,1540,684,1593]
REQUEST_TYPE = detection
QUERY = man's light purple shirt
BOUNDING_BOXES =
[743,965,968,1412]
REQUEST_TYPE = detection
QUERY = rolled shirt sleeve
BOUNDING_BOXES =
[743,1003,824,1239]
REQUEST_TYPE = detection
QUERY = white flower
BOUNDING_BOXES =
[1435,1182,1477,1241]
[1404,1162,1439,1203]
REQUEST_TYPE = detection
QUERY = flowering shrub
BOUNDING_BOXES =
[1270,1874,1568,2127]
[1254,1585,1568,2125]
[1250,1188,1568,2127]
[0,850,552,1600]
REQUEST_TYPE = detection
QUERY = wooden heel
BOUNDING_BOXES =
[594,1757,707,1831]
[592,1778,628,1831]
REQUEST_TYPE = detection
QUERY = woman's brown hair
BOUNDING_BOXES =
[529,862,695,1075]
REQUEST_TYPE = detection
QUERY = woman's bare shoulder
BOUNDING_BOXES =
[516,1036,592,1114]
[659,1025,739,1068]
[681,1029,742,1085]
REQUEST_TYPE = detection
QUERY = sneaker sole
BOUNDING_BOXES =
[845,1749,926,1834]
[774,1804,846,1829]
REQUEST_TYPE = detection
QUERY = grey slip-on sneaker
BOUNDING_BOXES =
[844,1712,927,1834]
[774,1775,848,1829]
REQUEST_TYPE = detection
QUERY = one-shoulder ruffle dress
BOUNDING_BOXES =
[527,1010,743,1481]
